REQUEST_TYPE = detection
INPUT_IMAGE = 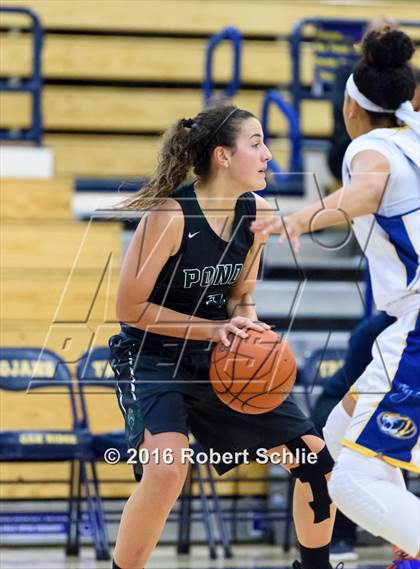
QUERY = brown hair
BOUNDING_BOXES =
[120,105,255,211]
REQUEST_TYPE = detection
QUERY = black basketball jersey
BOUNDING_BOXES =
[121,182,257,347]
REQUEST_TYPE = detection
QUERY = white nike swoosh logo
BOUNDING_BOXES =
[188,231,200,238]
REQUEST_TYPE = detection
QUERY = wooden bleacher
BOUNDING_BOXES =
[1,1,418,179]
[1,32,418,87]
[2,0,419,36]
[0,178,72,220]
[0,86,328,177]
[43,135,291,178]
[0,34,315,85]
[1,87,333,135]
[1,178,125,498]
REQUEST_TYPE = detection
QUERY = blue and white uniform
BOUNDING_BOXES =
[341,126,420,473]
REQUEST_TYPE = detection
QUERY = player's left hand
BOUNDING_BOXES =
[251,214,302,252]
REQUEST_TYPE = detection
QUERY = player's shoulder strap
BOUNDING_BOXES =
[236,191,257,219]
[171,182,201,218]
[232,191,257,248]
[170,182,207,245]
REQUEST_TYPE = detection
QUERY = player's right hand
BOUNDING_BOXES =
[216,317,271,347]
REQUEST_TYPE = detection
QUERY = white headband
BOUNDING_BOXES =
[346,74,420,137]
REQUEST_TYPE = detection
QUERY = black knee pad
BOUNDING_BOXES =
[286,436,334,523]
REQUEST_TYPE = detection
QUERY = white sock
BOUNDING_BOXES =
[323,401,352,460]
[328,448,420,557]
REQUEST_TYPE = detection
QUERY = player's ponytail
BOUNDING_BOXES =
[121,119,194,211]
[120,105,255,211]
[353,26,416,123]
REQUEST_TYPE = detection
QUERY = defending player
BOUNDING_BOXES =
[109,106,338,569]
[252,27,419,566]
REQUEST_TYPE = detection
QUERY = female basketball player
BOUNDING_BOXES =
[252,28,419,567]
[109,106,338,569]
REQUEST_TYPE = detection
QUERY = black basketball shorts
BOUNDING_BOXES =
[108,329,314,479]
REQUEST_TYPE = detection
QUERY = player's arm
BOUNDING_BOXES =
[116,200,216,341]
[116,200,265,345]
[226,194,272,321]
[251,150,390,249]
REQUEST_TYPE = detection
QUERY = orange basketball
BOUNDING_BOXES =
[209,328,297,414]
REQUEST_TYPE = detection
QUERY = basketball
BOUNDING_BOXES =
[209,328,297,414]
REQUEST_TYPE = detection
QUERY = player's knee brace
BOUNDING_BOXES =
[287,437,334,523]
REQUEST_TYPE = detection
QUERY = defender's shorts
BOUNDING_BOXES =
[343,308,420,473]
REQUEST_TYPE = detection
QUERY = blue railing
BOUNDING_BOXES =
[260,90,304,195]
[0,6,44,145]
[261,90,303,173]
[203,26,242,107]
[290,17,420,114]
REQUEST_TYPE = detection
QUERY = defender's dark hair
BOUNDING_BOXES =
[121,105,255,211]
[353,26,416,125]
